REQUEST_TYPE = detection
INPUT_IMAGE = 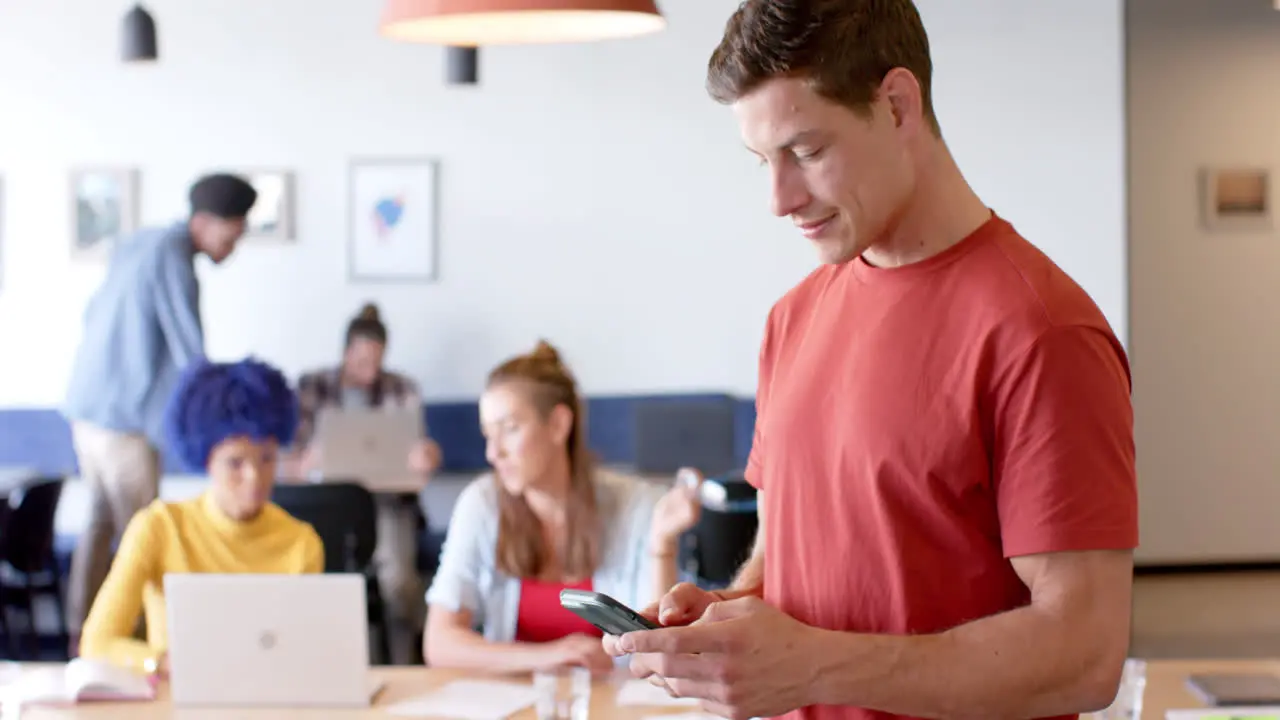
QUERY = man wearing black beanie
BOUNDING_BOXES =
[61,172,258,648]
[185,173,259,263]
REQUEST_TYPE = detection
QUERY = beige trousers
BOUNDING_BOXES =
[374,494,427,665]
[65,422,161,634]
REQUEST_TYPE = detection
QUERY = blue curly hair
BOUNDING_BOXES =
[164,357,299,473]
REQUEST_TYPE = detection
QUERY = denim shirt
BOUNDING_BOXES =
[425,468,665,656]
[63,222,204,448]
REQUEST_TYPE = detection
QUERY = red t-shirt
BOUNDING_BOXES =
[747,215,1137,720]
[515,577,603,644]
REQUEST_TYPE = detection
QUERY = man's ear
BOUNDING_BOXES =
[880,67,925,133]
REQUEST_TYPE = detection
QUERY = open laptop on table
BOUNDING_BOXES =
[311,406,424,493]
[164,573,383,708]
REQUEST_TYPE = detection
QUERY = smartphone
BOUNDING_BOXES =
[559,589,660,635]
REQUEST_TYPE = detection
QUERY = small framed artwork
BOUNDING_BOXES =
[70,166,140,260]
[1200,166,1273,232]
[242,169,295,241]
[347,157,439,283]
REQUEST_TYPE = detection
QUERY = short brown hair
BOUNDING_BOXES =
[487,340,600,581]
[706,0,940,135]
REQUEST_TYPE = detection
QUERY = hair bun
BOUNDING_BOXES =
[529,339,562,365]
[356,303,380,322]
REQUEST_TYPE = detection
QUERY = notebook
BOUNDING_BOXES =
[1187,673,1280,706]
[0,658,154,706]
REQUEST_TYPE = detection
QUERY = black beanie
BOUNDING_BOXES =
[188,173,258,219]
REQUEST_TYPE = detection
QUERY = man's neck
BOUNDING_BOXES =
[183,219,202,256]
[862,143,991,269]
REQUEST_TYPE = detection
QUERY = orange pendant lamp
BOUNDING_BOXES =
[379,0,665,46]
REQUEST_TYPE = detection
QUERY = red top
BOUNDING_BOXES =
[515,577,603,644]
[749,216,1138,720]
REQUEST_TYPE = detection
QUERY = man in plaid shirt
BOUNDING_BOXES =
[288,303,441,665]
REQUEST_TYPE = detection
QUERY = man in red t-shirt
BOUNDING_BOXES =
[602,2,1138,720]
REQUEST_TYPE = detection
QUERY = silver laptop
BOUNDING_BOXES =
[312,406,424,492]
[164,573,382,708]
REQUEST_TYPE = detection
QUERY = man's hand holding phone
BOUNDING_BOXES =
[656,583,726,628]
[600,582,724,658]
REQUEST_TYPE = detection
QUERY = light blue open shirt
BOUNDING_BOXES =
[63,222,205,449]
[425,468,666,661]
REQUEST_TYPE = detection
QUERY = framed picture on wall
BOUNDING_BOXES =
[347,157,439,283]
[241,169,296,242]
[1199,166,1273,232]
[69,166,139,260]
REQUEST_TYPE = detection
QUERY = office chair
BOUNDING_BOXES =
[269,482,392,664]
[0,476,67,660]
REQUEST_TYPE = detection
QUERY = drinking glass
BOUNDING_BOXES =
[533,666,592,720]
[1093,658,1147,720]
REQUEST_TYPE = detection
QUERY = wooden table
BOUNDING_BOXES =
[7,659,1280,718]
[8,666,696,719]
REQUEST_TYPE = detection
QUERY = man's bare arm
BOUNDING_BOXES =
[807,549,1132,720]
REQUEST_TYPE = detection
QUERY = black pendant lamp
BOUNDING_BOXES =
[445,46,479,85]
[122,4,158,62]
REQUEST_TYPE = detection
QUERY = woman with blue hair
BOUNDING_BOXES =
[78,357,324,675]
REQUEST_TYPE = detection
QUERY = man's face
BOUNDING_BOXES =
[194,213,247,264]
[734,76,916,265]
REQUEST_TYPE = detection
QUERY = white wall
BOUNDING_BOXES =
[1128,0,1280,564]
[0,0,1126,405]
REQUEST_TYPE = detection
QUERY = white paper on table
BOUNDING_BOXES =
[1166,708,1280,719]
[383,679,542,719]
[642,714,724,720]
[616,679,701,707]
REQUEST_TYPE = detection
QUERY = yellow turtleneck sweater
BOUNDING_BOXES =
[78,492,324,672]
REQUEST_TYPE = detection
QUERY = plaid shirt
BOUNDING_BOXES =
[291,367,423,451]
